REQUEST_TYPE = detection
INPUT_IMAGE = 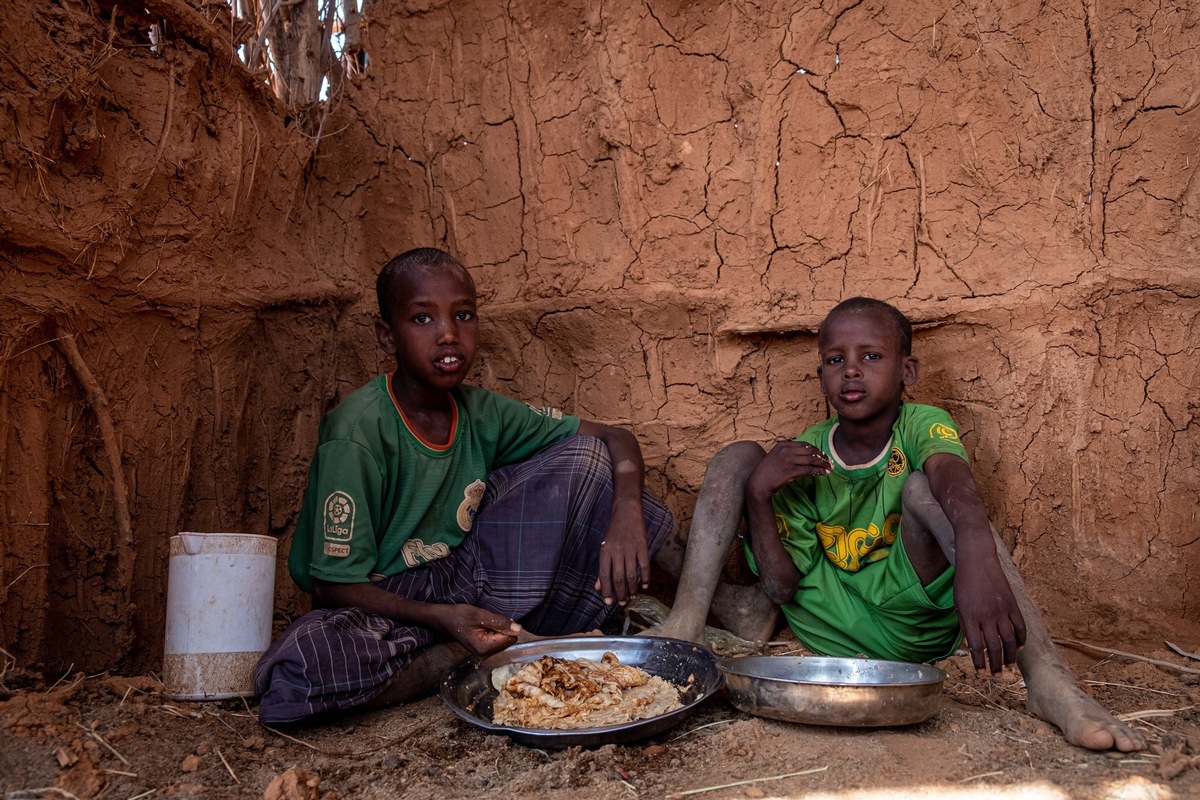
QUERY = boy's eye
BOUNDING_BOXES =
[413,313,432,324]
[456,311,475,322]
[864,352,881,361]
[826,356,843,365]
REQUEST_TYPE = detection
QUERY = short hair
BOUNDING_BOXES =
[819,297,913,356]
[376,248,474,322]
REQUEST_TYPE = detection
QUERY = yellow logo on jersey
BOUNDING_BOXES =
[928,423,959,441]
[457,479,487,531]
[816,513,902,571]
[886,447,907,477]
[774,514,791,539]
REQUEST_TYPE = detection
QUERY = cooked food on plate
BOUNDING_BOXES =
[491,651,683,729]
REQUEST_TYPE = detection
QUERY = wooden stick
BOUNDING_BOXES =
[215,747,239,784]
[1054,638,1200,675]
[1118,705,1194,722]
[1166,641,1199,662]
[261,723,423,757]
[75,722,131,766]
[960,771,1004,783]
[56,327,135,613]
[673,766,827,797]
[1084,680,1182,697]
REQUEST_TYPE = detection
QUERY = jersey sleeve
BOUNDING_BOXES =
[299,438,385,588]
[903,404,970,470]
[488,392,581,466]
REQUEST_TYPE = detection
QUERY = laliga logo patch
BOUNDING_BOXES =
[323,491,355,542]
[928,423,960,442]
[457,479,486,531]
[886,447,907,477]
[323,491,354,557]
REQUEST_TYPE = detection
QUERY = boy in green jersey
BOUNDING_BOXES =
[255,248,681,723]
[652,297,1145,752]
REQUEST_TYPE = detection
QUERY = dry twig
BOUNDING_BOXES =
[262,722,423,757]
[1166,641,1199,662]
[1055,638,1200,675]
[216,747,240,784]
[960,771,1004,782]
[75,722,131,765]
[669,719,734,741]
[673,766,828,797]
[1117,705,1194,722]
[1084,680,1182,697]
[55,326,135,613]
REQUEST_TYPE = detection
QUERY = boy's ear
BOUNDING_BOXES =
[902,355,919,387]
[374,319,397,356]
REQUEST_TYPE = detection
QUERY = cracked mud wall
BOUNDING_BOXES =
[2,0,1198,672]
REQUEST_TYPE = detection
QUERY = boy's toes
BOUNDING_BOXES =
[1073,719,1145,752]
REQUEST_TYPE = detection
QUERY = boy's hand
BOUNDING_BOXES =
[595,500,651,606]
[953,539,1027,674]
[436,604,522,657]
[747,440,832,500]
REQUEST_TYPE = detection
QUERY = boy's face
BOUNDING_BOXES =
[375,267,478,392]
[817,309,918,426]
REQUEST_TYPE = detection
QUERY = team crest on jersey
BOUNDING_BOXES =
[886,447,907,477]
[323,491,355,552]
[928,423,960,442]
[457,479,487,531]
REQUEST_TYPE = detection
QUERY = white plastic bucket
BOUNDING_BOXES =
[163,532,277,700]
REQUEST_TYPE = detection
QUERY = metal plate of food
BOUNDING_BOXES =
[717,655,946,727]
[440,636,722,748]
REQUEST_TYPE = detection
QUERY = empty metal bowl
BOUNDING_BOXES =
[441,636,723,748]
[717,655,946,727]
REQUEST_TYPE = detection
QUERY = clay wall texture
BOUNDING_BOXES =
[1,0,1197,671]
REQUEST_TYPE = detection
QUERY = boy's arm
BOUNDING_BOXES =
[745,441,832,603]
[922,452,1027,674]
[312,579,522,656]
[576,420,651,606]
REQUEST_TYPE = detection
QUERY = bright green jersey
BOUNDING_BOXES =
[772,403,969,575]
[288,376,580,592]
[755,403,971,663]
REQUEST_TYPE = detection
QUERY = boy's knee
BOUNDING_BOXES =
[702,441,766,487]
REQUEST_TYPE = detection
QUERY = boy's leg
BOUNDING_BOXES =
[649,441,779,643]
[252,598,445,724]
[902,472,1146,752]
[469,435,675,635]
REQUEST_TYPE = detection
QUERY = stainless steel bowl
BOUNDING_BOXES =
[717,655,946,727]
[440,636,722,748]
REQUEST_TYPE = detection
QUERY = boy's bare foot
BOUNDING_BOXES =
[366,642,466,708]
[1020,649,1146,752]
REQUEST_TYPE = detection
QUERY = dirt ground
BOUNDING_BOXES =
[3,1,1200,797]
[2,642,1198,800]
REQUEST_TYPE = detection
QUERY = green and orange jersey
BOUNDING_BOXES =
[288,375,580,592]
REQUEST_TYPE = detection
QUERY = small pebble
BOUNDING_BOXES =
[745,787,765,798]
[642,744,665,758]
[181,754,202,772]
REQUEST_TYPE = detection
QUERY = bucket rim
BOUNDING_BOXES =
[171,532,276,541]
